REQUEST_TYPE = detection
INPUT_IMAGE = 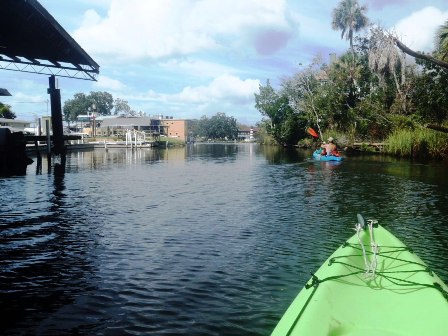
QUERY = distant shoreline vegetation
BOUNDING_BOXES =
[385,129,448,160]
[253,0,448,162]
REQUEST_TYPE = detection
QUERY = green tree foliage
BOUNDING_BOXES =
[89,91,114,116]
[209,113,238,140]
[253,4,448,147]
[410,59,448,124]
[113,98,131,115]
[283,54,363,135]
[194,112,238,140]
[63,91,115,123]
[282,60,323,136]
[187,119,200,138]
[254,80,305,145]
[254,80,280,122]
[435,19,448,61]
[195,115,210,138]
[0,103,16,119]
[63,93,90,123]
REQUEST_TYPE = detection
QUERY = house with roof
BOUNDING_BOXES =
[85,116,190,141]
[238,126,258,142]
[0,118,31,133]
[95,116,158,137]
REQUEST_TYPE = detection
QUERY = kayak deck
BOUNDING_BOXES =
[272,220,448,336]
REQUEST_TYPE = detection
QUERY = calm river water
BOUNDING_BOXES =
[1,143,448,335]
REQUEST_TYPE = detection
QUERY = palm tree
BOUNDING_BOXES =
[436,19,448,61]
[331,0,369,63]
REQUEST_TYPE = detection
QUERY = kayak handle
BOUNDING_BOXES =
[357,213,366,229]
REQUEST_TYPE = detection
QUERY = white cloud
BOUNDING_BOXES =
[158,59,236,79]
[126,75,260,106]
[80,9,102,27]
[392,6,448,52]
[10,92,46,103]
[94,75,127,91]
[79,0,113,7]
[8,92,49,120]
[73,0,292,60]
[174,75,260,104]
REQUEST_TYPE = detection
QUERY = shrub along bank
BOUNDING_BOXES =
[385,129,448,160]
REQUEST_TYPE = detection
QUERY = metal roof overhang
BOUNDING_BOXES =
[0,88,12,96]
[0,0,99,81]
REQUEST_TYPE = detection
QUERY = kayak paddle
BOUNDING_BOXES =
[307,127,319,138]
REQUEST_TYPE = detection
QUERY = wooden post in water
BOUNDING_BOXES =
[37,118,42,145]
[45,120,51,155]
[47,75,65,155]
[45,119,52,172]
[34,139,41,158]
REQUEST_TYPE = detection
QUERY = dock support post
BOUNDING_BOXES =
[34,140,41,158]
[46,120,51,155]
[37,118,42,145]
[47,75,65,155]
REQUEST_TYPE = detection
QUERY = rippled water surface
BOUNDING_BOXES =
[1,144,448,335]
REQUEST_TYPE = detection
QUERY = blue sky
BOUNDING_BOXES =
[2,0,448,125]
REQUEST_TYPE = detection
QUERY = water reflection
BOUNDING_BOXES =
[0,153,100,334]
[260,145,309,164]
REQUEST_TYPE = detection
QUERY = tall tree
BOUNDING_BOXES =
[282,57,324,138]
[194,113,238,140]
[63,91,115,123]
[113,98,131,115]
[254,80,304,145]
[435,19,448,61]
[331,0,369,64]
[89,91,114,116]
[410,58,448,124]
[208,112,239,140]
[63,93,90,123]
[394,38,448,70]
[368,27,405,89]
[384,19,448,71]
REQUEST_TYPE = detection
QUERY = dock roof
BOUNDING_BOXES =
[0,0,99,81]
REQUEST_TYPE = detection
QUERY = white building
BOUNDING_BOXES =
[0,118,31,133]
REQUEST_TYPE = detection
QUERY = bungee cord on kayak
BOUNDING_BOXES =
[273,214,448,336]
[355,215,379,278]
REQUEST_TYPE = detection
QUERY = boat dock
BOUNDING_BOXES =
[25,136,157,155]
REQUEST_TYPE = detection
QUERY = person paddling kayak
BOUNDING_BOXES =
[321,137,339,156]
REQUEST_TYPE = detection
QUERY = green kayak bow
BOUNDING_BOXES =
[272,214,448,336]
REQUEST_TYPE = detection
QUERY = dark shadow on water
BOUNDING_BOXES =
[0,158,33,177]
[260,146,310,164]
[0,153,101,335]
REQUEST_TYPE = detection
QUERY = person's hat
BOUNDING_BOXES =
[327,137,334,142]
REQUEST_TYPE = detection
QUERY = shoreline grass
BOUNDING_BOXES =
[385,128,448,160]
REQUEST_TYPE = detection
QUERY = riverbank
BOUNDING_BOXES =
[343,128,448,161]
[386,128,448,160]
[294,127,448,162]
[22,127,448,163]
